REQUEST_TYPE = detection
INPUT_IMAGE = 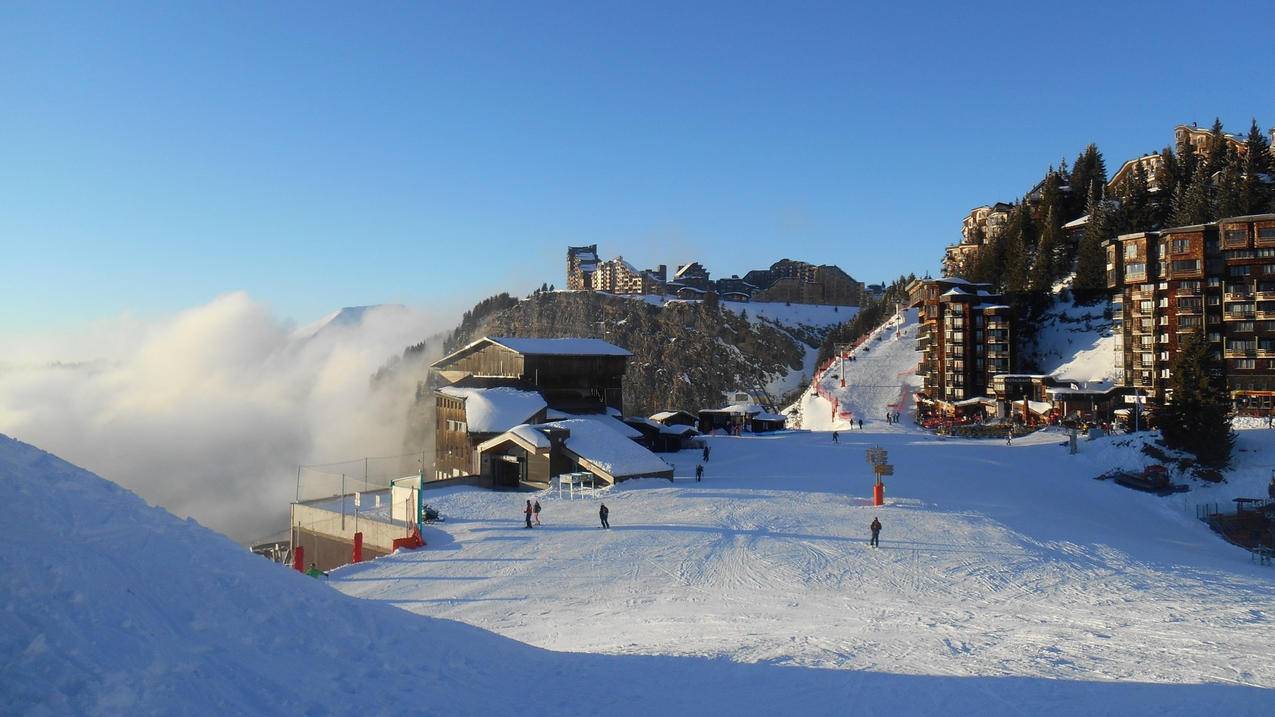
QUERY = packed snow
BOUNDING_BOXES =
[330,423,1275,713]
[793,308,921,431]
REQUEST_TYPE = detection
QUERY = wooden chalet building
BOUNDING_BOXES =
[430,336,633,480]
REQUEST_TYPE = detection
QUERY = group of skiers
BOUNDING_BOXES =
[884,411,901,425]
[524,498,612,529]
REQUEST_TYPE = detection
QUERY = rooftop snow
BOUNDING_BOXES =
[488,337,632,357]
[540,418,671,477]
[437,386,547,434]
[1063,215,1090,229]
[510,424,552,449]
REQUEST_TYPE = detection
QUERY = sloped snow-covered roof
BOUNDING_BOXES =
[437,386,547,434]
[541,418,671,479]
[488,337,632,357]
[659,424,698,436]
[1063,215,1090,229]
[649,410,693,423]
[753,411,787,423]
[509,424,552,449]
[565,413,642,439]
[942,287,971,297]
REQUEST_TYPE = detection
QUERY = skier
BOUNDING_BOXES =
[524,500,534,529]
[305,562,327,578]
[869,517,882,548]
[858,418,864,431]
[832,431,839,444]
[695,464,704,482]
[533,499,542,526]
[1006,427,1013,445]
[702,444,710,462]
[599,503,610,529]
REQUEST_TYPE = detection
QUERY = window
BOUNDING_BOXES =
[1260,227,1275,241]
[1178,297,1202,310]
[1171,239,1190,254]
[1126,262,1146,277]
[1125,243,1139,259]
[446,419,467,432]
[1225,229,1248,244]
[1236,322,1255,332]
[1233,359,1256,370]
[1140,301,1154,313]
[1229,265,1252,277]
[1179,316,1202,328]
[1171,260,1199,273]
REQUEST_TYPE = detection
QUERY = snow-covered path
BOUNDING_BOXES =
[795,308,921,431]
[334,427,1275,698]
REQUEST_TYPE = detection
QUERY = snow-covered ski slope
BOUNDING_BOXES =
[330,425,1275,714]
[795,308,921,431]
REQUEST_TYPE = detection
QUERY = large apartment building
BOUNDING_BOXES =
[908,277,1014,406]
[1107,214,1275,414]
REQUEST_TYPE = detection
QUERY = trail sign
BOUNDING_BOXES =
[873,463,894,476]
[865,448,888,465]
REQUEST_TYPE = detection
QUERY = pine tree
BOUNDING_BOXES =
[1205,118,1230,175]
[1113,159,1154,233]
[1029,205,1062,291]
[1160,332,1234,467]
[1072,188,1109,303]
[1240,118,1272,214]
[1215,154,1245,221]
[1171,162,1214,226]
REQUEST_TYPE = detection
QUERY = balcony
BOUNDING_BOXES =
[1225,312,1257,321]
[1225,292,1254,302]
[1225,348,1258,359]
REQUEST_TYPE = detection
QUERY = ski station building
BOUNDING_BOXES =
[430,336,674,487]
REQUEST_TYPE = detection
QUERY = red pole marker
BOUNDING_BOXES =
[293,545,305,572]
[873,481,884,507]
[352,532,364,563]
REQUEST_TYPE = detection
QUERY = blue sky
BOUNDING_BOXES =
[3,1,1273,335]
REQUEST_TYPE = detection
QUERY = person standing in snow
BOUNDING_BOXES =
[533,499,542,526]
[599,503,610,529]
[695,464,704,481]
[1006,427,1013,445]
[524,500,534,529]
[832,431,839,444]
[869,517,881,548]
[702,444,710,462]
[858,418,864,431]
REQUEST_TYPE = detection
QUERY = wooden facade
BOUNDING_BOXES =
[908,278,1014,407]
[1107,215,1275,413]
[431,337,632,478]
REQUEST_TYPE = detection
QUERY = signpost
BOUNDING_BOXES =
[865,446,889,506]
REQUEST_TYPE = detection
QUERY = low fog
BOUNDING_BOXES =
[0,292,448,543]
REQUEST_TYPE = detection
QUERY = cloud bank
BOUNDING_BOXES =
[0,292,445,543]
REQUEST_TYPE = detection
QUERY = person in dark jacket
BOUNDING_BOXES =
[533,500,542,526]
[869,517,881,547]
[695,464,704,482]
[524,500,534,529]
[858,418,864,430]
[832,431,839,444]
[599,503,610,529]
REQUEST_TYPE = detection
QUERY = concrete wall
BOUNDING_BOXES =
[291,527,389,573]
[291,503,409,554]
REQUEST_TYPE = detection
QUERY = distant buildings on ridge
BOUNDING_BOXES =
[566,244,865,306]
